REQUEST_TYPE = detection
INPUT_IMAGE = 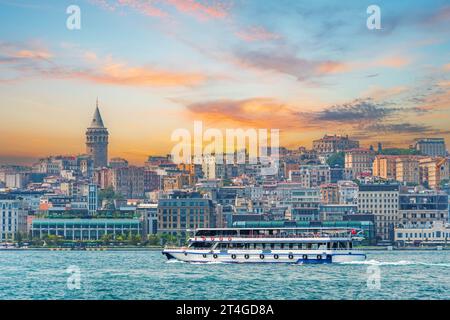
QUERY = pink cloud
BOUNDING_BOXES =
[91,0,232,20]
[235,26,281,42]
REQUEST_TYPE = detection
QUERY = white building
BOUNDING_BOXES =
[0,195,28,242]
[395,221,450,245]
[337,180,358,204]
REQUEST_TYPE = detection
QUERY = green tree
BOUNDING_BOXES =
[378,148,422,155]
[100,234,112,245]
[326,152,345,168]
[147,234,160,246]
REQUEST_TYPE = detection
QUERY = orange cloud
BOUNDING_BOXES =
[184,98,303,128]
[70,62,207,87]
[374,55,411,68]
[0,42,53,63]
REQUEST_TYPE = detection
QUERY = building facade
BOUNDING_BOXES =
[358,183,399,241]
[396,158,420,185]
[31,219,141,240]
[398,191,448,227]
[0,195,28,241]
[395,221,450,246]
[345,148,376,177]
[157,192,215,235]
[288,165,331,188]
[313,134,359,156]
[414,138,446,157]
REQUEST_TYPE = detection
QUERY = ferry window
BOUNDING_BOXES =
[280,243,285,249]
[262,243,266,249]
[270,243,275,249]
[289,243,294,249]
[311,244,318,250]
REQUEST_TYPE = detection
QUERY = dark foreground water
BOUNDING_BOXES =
[0,250,449,300]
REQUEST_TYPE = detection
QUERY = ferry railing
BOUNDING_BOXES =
[191,233,355,239]
[163,246,365,251]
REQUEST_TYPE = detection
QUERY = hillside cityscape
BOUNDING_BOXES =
[1,102,449,248]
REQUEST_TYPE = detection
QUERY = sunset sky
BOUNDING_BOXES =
[0,0,449,165]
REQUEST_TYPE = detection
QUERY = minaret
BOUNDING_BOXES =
[86,99,109,168]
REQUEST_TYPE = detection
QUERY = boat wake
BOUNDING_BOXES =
[340,259,450,267]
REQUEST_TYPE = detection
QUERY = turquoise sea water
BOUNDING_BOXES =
[0,250,449,300]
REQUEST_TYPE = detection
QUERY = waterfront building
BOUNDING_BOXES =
[86,100,109,168]
[313,134,359,156]
[358,183,400,241]
[157,191,215,235]
[0,195,28,241]
[31,218,141,240]
[414,138,446,157]
[394,221,450,246]
[137,203,158,236]
[345,148,376,177]
[398,190,448,227]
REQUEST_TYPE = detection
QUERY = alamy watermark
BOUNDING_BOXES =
[367,5,381,30]
[66,5,81,30]
[170,121,279,176]
[366,265,381,290]
[66,265,81,290]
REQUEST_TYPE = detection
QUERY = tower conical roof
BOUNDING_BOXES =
[90,99,105,128]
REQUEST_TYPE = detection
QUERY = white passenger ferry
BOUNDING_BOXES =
[162,227,366,264]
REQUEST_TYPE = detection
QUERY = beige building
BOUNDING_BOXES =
[313,134,359,155]
[419,157,449,189]
[288,165,331,188]
[358,183,399,241]
[345,148,376,177]
[373,155,398,180]
[396,158,420,185]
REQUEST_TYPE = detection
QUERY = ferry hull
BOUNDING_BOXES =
[162,249,366,264]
